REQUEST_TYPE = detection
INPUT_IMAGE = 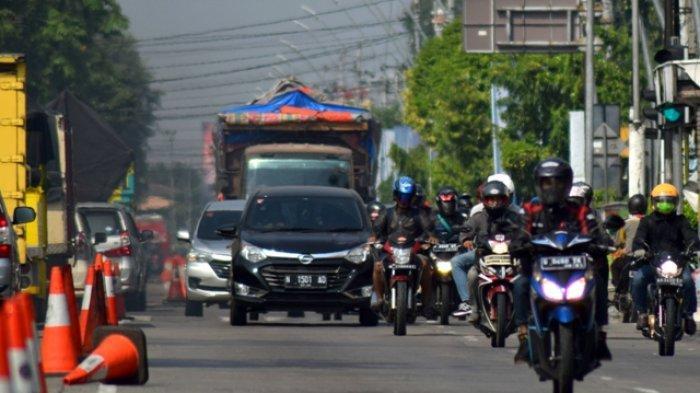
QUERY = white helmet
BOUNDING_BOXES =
[487,173,515,196]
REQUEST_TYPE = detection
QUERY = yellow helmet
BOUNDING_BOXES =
[650,183,679,198]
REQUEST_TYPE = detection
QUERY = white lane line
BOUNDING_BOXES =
[633,388,660,393]
[98,384,118,393]
[131,315,152,322]
[600,376,613,381]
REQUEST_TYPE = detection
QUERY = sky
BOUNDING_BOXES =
[117,0,416,165]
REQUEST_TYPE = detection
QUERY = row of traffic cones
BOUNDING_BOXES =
[161,254,187,302]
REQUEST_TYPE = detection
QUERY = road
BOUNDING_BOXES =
[48,283,700,393]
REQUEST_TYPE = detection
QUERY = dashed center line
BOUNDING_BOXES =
[633,388,660,393]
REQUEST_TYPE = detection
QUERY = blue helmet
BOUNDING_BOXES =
[393,176,416,207]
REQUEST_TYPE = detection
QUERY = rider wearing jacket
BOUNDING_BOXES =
[371,176,437,316]
[631,183,697,334]
[610,194,646,290]
[514,158,612,363]
[433,187,465,242]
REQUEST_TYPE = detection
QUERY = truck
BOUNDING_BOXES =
[215,80,380,201]
[0,54,75,317]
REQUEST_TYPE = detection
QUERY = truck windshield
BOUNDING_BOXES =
[197,210,243,240]
[245,157,350,195]
[244,195,364,233]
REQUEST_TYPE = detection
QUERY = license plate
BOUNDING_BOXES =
[388,264,417,270]
[284,274,327,289]
[657,277,683,287]
[433,243,459,253]
[540,255,587,271]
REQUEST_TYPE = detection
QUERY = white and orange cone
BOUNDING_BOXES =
[0,308,11,393]
[62,265,81,355]
[103,259,118,326]
[5,298,33,392]
[16,294,47,393]
[113,263,126,320]
[63,334,138,385]
[41,266,79,375]
[79,265,106,354]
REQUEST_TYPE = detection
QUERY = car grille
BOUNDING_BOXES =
[260,263,351,291]
[209,260,230,279]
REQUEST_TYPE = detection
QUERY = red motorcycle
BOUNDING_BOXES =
[474,233,519,347]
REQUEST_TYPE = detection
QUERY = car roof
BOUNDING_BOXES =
[205,200,247,211]
[253,186,360,198]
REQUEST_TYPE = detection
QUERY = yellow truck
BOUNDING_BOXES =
[0,54,74,318]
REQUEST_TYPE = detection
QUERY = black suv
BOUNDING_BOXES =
[227,186,376,326]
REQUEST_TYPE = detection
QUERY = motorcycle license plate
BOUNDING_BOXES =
[388,264,417,270]
[284,274,327,289]
[433,243,459,253]
[657,277,683,287]
[540,255,587,271]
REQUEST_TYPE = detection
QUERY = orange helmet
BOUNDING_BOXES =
[650,183,679,198]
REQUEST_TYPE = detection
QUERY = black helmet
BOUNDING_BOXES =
[366,201,385,222]
[627,194,647,215]
[457,193,472,211]
[414,184,426,208]
[604,214,625,232]
[534,158,573,207]
[481,181,509,214]
[570,181,593,206]
[435,186,458,216]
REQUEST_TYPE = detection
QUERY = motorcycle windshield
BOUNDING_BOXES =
[531,230,592,251]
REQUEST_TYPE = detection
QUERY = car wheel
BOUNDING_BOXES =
[185,300,203,317]
[230,299,247,326]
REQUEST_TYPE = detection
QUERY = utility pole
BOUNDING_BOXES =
[629,0,646,196]
[585,0,595,184]
[161,129,178,230]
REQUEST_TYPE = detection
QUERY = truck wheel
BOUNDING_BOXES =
[184,300,203,317]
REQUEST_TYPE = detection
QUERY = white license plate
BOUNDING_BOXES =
[657,277,683,287]
[433,244,459,253]
[389,264,417,270]
[540,255,587,271]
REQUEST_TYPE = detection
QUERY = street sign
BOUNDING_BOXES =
[462,0,582,53]
[591,104,622,197]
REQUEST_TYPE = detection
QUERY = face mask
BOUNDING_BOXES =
[655,201,676,214]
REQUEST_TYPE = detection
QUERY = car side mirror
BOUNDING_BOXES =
[216,225,238,239]
[176,229,191,243]
[12,207,36,225]
[93,232,107,245]
[140,229,154,241]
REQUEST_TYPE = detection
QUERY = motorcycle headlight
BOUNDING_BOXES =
[393,248,411,265]
[345,245,368,264]
[436,261,452,273]
[188,250,212,263]
[658,261,680,278]
[565,277,587,300]
[540,278,565,302]
[240,242,267,263]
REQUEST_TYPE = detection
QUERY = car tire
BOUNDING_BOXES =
[359,307,379,326]
[185,300,203,317]
[230,300,247,326]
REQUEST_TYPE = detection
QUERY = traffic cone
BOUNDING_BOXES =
[166,271,185,302]
[63,326,148,385]
[79,265,106,354]
[102,259,118,326]
[93,253,105,271]
[113,263,126,320]
[0,308,11,393]
[16,294,47,393]
[41,266,79,375]
[62,265,81,355]
[4,298,34,392]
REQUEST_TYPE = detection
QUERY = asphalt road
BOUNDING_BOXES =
[48,283,700,393]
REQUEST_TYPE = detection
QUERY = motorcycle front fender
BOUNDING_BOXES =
[549,305,575,324]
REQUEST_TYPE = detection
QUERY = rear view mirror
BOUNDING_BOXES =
[12,207,35,225]
[93,232,107,245]
[176,229,191,243]
[140,229,154,241]
[216,225,238,238]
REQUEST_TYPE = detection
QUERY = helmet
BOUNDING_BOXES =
[534,158,573,206]
[393,176,416,208]
[570,181,593,206]
[414,184,425,206]
[481,181,509,214]
[366,201,385,222]
[487,173,515,197]
[627,194,647,215]
[604,214,625,232]
[435,186,458,216]
[457,193,473,212]
[650,183,679,214]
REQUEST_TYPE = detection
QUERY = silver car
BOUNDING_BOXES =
[0,196,35,297]
[178,200,245,317]
[76,203,153,311]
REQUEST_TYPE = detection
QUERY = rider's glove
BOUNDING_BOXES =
[632,249,647,259]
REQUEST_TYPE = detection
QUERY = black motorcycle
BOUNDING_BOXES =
[612,255,637,323]
[430,242,460,325]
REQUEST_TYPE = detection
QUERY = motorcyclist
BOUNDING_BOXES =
[631,184,697,335]
[366,201,386,232]
[370,176,437,317]
[514,158,612,363]
[470,173,523,216]
[610,194,646,289]
[433,187,466,241]
[461,181,528,322]
[457,193,473,220]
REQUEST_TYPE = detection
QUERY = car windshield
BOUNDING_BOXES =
[245,157,350,195]
[80,209,122,236]
[197,210,243,240]
[245,195,364,232]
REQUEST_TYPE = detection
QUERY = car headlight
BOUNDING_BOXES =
[565,277,587,300]
[540,278,564,302]
[658,261,680,278]
[187,250,212,263]
[436,261,452,273]
[240,242,267,263]
[393,248,411,265]
[345,245,368,264]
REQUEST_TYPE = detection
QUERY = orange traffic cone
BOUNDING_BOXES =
[0,308,11,393]
[113,263,126,320]
[16,294,47,393]
[63,326,148,385]
[5,297,34,392]
[62,265,81,355]
[41,266,79,375]
[79,265,106,354]
[103,259,118,325]
[93,253,105,271]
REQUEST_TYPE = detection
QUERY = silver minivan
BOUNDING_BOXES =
[178,200,245,316]
[76,203,152,310]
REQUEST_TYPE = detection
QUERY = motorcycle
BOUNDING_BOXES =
[611,255,637,323]
[636,251,694,356]
[528,230,601,393]
[378,234,428,336]
[474,233,519,347]
[430,242,460,325]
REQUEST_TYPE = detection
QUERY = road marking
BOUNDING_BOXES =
[633,388,660,393]
[600,376,613,381]
[98,384,118,393]
[131,315,152,322]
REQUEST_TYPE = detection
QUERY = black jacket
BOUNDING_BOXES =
[433,212,466,243]
[461,209,529,252]
[372,205,434,242]
[632,211,699,253]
